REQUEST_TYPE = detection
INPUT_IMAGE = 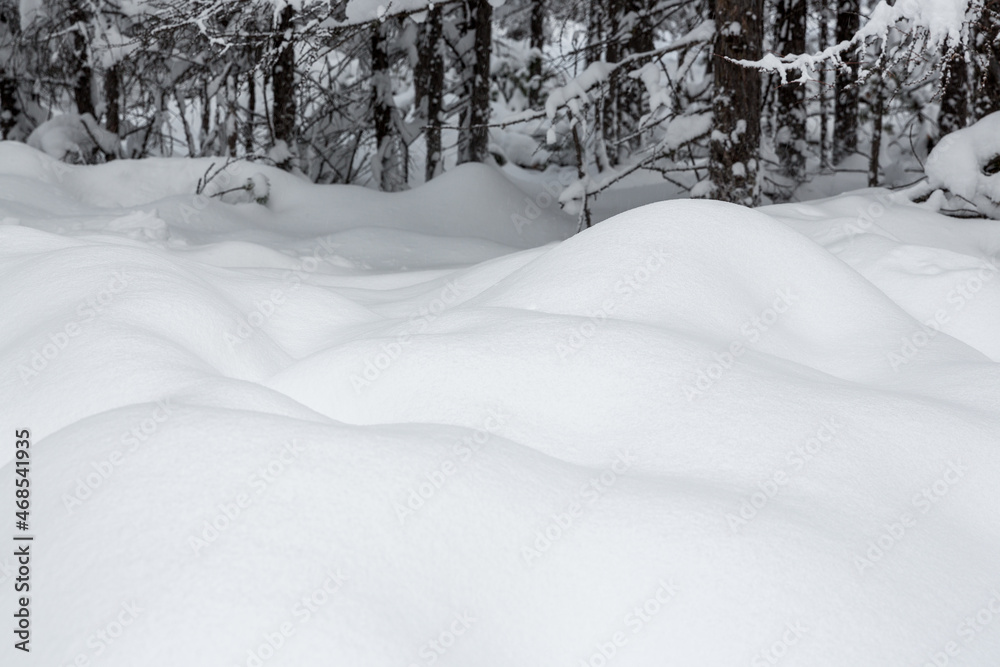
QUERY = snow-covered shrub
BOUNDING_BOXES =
[921,111,1000,218]
[26,113,120,163]
[196,160,271,206]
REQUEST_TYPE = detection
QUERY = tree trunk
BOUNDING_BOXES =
[974,0,1000,119]
[371,19,405,190]
[710,0,763,206]
[939,49,969,136]
[104,64,120,135]
[816,0,829,170]
[774,0,807,183]
[585,0,604,67]
[226,69,238,156]
[0,1,20,140]
[598,0,623,167]
[868,73,883,187]
[833,0,859,164]
[459,0,492,164]
[626,0,655,54]
[69,0,94,117]
[272,5,297,166]
[245,65,256,155]
[416,6,445,181]
[200,83,211,156]
[527,0,545,107]
[621,0,654,156]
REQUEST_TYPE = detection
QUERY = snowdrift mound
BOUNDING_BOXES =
[1,156,1000,667]
[0,141,574,263]
[765,192,1000,362]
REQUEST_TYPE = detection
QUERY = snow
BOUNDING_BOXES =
[339,0,493,25]
[631,62,672,115]
[744,0,976,80]
[17,0,43,28]
[2,141,1000,666]
[545,61,615,120]
[26,114,120,163]
[923,111,1000,218]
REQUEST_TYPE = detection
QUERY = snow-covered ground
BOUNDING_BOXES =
[1,140,999,666]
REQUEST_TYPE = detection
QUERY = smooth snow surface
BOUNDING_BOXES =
[1,142,999,667]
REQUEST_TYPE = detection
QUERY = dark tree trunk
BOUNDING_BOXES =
[0,1,20,139]
[974,0,1000,119]
[594,0,625,167]
[226,70,238,156]
[868,73,883,187]
[0,73,15,139]
[710,0,764,206]
[939,49,969,136]
[527,0,545,107]
[585,0,604,66]
[459,0,492,164]
[371,19,405,190]
[834,0,859,164]
[272,5,297,165]
[816,0,830,170]
[626,0,655,54]
[200,83,211,156]
[621,0,654,155]
[371,21,390,186]
[774,0,807,183]
[245,65,256,155]
[104,64,120,135]
[69,0,94,117]
[416,6,445,181]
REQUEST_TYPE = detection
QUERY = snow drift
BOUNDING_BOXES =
[0,142,999,667]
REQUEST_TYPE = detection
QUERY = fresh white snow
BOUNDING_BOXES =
[1,141,999,666]
[923,111,1000,219]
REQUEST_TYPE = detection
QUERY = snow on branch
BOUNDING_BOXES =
[559,112,713,218]
[737,0,978,82]
[543,21,714,125]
